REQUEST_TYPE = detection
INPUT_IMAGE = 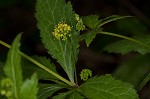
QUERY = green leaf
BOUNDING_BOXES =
[82,15,101,29]
[19,73,38,99]
[78,75,139,99]
[3,34,22,98]
[68,91,84,99]
[104,35,150,54]
[138,73,150,90]
[37,84,64,99]
[113,55,150,88]
[82,29,100,47]
[36,0,79,83]
[82,15,130,29]
[22,56,57,80]
[52,91,73,99]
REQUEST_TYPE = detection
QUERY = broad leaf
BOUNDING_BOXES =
[82,15,101,29]
[36,0,79,83]
[37,84,64,99]
[113,55,150,88]
[78,75,139,99]
[3,34,22,98]
[104,35,150,54]
[22,56,57,80]
[20,73,38,99]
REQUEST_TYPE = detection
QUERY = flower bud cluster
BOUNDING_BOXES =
[0,78,13,98]
[80,69,92,81]
[75,14,85,31]
[52,22,71,40]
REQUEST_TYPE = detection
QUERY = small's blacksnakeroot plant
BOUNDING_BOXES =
[0,0,150,99]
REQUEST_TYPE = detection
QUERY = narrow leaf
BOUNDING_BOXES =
[78,75,139,99]
[4,34,22,98]
[20,73,38,99]
[37,84,64,99]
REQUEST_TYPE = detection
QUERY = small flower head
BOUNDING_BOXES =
[80,69,92,81]
[52,22,72,40]
[0,78,13,98]
[75,14,85,31]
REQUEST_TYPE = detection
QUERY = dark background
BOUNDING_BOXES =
[0,0,150,98]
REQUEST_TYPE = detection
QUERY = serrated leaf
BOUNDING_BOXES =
[3,34,22,98]
[82,29,99,47]
[52,91,73,99]
[78,75,139,99]
[104,35,150,54]
[37,84,64,99]
[69,91,84,99]
[20,73,38,99]
[113,55,150,88]
[22,56,57,80]
[82,15,101,29]
[36,0,79,83]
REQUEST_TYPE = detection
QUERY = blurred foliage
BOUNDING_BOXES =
[113,55,150,88]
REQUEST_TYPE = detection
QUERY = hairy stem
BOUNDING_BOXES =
[0,40,75,86]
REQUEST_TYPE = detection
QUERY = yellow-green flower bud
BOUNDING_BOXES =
[52,22,72,40]
[80,69,92,81]
[0,78,13,98]
[75,14,85,31]
[1,90,6,95]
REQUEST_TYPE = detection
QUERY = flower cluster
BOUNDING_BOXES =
[80,69,92,81]
[0,78,13,98]
[75,14,85,31]
[52,22,72,40]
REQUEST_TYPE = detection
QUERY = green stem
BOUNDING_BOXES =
[99,31,150,48]
[0,40,75,86]
[138,73,150,90]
